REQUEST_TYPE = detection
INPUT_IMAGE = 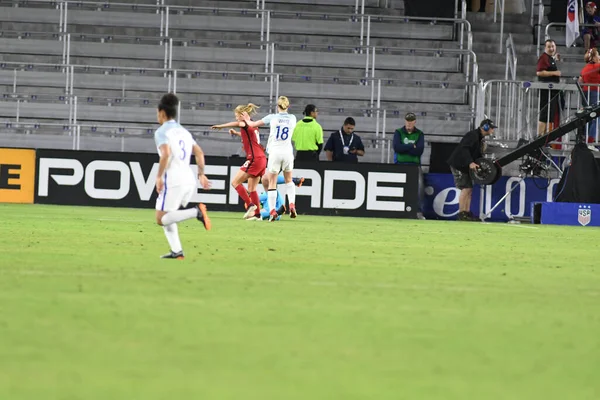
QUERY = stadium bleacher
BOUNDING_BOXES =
[0,0,477,164]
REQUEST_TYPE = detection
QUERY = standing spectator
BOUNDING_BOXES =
[582,2,600,52]
[579,48,600,149]
[536,39,562,137]
[324,117,365,163]
[292,104,323,162]
[447,119,496,222]
[393,112,426,220]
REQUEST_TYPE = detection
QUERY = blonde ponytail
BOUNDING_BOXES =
[277,96,290,111]
[234,103,260,116]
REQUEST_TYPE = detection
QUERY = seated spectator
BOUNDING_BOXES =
[324,117,365,163]
[583,2,600,51]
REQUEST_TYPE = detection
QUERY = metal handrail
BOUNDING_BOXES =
[505,33,517,80]
[477,78,597,146]
[536,2,544,57]
[541,21,599,56]
[494,0,506,54]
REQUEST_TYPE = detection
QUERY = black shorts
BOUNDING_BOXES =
[451,167,473,189]
[295,150,319,162]
[539,89,560,123]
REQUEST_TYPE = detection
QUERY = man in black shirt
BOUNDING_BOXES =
[324,117,365,163]
[447,119,497,221]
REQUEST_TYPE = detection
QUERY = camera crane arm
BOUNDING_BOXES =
[471,103,600,185]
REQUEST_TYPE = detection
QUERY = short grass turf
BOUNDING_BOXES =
[0,203,599,400]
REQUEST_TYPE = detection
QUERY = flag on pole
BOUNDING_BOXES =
[566,0,580,47]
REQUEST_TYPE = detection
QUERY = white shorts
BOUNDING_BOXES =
[267,152,294,174]
[155,183,195,212]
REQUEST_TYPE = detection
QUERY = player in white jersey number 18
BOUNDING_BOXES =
[153,93,212,260]
[242,96,298,221]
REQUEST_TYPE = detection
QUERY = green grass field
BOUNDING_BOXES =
[1,203,599,400]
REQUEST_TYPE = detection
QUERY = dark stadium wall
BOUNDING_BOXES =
[403,0,456,18]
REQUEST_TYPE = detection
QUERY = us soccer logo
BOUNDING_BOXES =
[578,205,592,226]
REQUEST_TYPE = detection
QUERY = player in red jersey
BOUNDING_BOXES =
[211,103,267,220]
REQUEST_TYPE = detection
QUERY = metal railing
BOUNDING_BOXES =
[535,2,545,57]
[505,33,517,80]
[477,79,598,148]
[494,0,506,54]
[542,21,598,53]
[53,1,473,56]
[1,69,474,162]
[1,0,478,161]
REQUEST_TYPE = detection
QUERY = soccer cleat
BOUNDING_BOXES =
[269,209,278,222]
[289,203,297,219]
[243,204,257,219]
[197,203,212,230]
[277,204,287,216]
[292,177,305,187]
[161,250,184,260]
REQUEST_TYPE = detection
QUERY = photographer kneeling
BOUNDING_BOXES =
[447,119,496,221]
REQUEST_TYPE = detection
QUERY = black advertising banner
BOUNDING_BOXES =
[34,149,418,218]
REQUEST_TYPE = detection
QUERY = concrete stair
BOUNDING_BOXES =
[467,11,537,81]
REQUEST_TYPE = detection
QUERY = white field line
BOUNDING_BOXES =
[481,222,540,229]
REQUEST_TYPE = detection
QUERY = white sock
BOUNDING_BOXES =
[161,208,197,225]
[162,223,183,253]
[268,190,277,213]
[285,182,296,204]
[279,182,288,205]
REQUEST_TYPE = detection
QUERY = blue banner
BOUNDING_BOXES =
[536,202,600,226]
[423,173,561,222]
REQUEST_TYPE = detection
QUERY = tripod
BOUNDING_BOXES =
[478,173,527,222]
[478,153,563,222]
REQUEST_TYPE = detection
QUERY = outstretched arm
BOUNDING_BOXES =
[211,121,244,130]
[241,112,266,128]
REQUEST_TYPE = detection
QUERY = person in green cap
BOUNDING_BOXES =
[393,112,426,220]
[292,104,323,162]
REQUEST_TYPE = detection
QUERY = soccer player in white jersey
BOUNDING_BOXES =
[242,96,298,221]
[154,93,212,260]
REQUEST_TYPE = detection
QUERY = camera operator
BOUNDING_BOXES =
[447,119,496,221]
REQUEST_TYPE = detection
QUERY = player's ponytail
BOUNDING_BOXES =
[235,103,260,116]
[158,93,179,119]
[277,96,289,111]
[244,103,260,115]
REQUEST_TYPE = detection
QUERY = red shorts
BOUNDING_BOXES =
[240,157,266,177]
